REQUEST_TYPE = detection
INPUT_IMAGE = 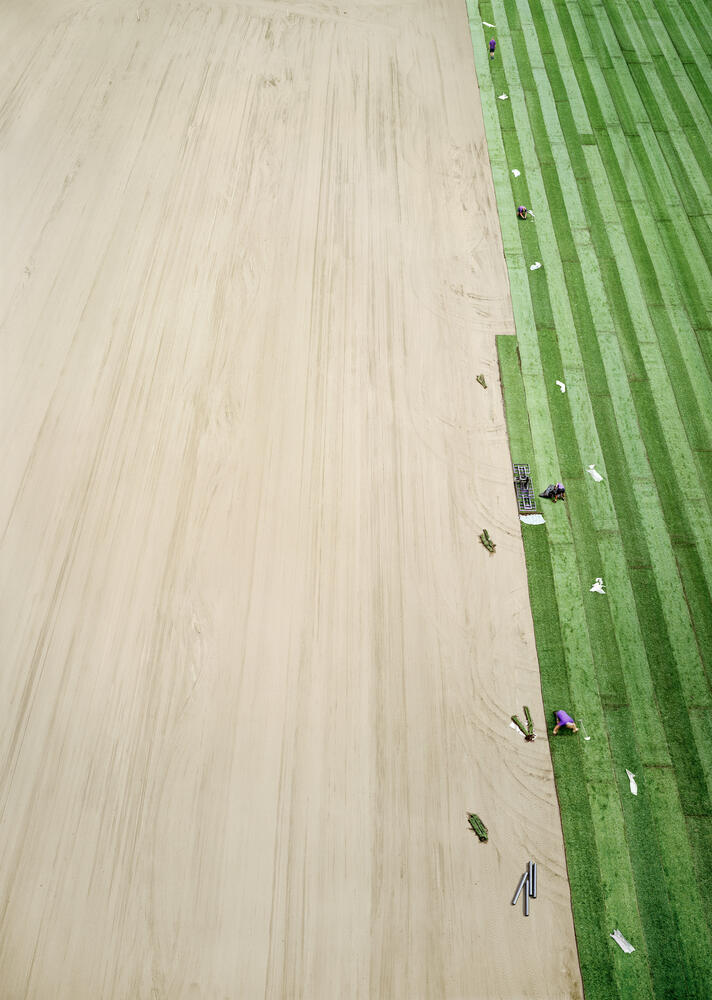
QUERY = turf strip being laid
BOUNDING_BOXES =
[467,0,712,996]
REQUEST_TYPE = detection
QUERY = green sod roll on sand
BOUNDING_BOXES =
[468,814,489,842]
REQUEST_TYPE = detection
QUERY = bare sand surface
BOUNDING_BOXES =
[0,1,583,997]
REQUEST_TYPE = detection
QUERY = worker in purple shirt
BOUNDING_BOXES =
[517,205,529,220]
[489,38,496,60]
[553,710,578,734]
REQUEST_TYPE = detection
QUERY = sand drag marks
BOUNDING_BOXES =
[0,2,581,997]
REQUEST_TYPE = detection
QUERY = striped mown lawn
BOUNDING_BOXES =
[467,0,712,995]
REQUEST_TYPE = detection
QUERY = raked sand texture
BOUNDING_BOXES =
[0,2,582,998]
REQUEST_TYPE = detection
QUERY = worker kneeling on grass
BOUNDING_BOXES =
[553,710,578,734]
[539,482,566,502]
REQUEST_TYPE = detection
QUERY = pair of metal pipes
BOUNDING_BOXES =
[512,861,537,916]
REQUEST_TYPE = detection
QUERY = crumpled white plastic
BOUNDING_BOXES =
[498,94,509,101]
[610,929,635,954]
[626,769,638,796]
[587,464,604,482]
[512,168,521,177]
[530,261,542,271]
[483,21,496,27]
[520,514,545,525]
[556,380,566,393]
[590,577,606,594]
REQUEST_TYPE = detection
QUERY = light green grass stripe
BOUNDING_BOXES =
[588,780,655,1000]
[549,541,611,777]
[596,534,670,764]
[644,768,712,995]
[482,5,574,505]
[565,1,597,61]
[468,5,571,549]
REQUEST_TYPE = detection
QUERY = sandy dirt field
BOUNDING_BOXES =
[0,1,583,997]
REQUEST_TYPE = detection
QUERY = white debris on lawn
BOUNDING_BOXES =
[556,380,566,393]
[590,577,606,594]
[610,930,635,954]
[626,769,638,796]
[530,261,542,270]
[587,464,604,482]
[520,514,545,525]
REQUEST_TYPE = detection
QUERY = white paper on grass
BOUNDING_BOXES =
[626,769,638,796]
[520,514,545,525]
[556,380,566,393]
[498,94,508,101]
[530,261,542,270]
[610,930,635,954]
[587,464,604,482]
[590,577,606,594]
[512,168,521,177]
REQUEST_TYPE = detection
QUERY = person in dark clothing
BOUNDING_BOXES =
[539,482,566,502]
[489,38,496,59]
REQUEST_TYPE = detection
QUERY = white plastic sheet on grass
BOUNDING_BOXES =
[556,380,566,393]
[610,930,635,954]
[587,464,603,482]
[530,261,542,270]
[590,577,606,594]
[512,168,521,177]
[520,514,545,525]
[626,769,638,796]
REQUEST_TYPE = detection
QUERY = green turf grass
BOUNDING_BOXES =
[467,0,712,995]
